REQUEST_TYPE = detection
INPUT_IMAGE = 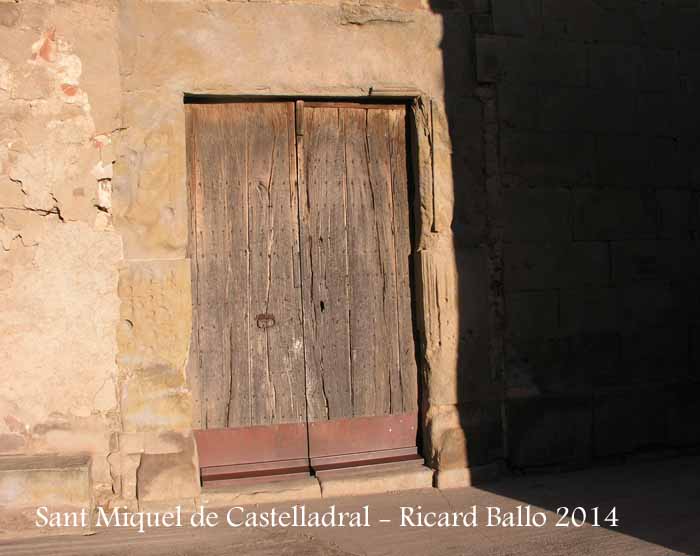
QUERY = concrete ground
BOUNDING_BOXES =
[1,456,698,556]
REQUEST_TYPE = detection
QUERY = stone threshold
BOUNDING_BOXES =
[199,461,435,508]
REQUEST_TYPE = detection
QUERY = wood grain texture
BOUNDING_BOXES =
[246,102,306,426]
[299,107,353,421]
[300,105,416,421]
[187,102,305,429]
[388,109,419,412]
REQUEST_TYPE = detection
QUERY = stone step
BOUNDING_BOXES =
[200,461,435,507]
[201,476,322,508]
[316,461,434,498]
[0,455,92,537]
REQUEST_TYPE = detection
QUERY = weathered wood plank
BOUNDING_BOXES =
[188,104,235,428]
[247,102,306,426]
[220,104,252,428]
[365,108,403,414]
[388,108,418,412]
[299,106,353,421]
[344,108,388,417]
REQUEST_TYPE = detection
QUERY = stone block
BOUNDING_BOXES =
[32,425,113,458]
[317,462,434,498]
[119,430,196,455]
[121,366,193,432]
[644,7,700,50]
[502,188,571,242]
[619,326,689,386]
[593,388,667,457]
[539,88,637,133]
[0,455,91,508]
[417,248,491,406]
[560,287,619,335]
[476,36,586,86]
[201,477,321,508]
[506,396,592,468]
[505,336,592,398]
[504,241,609,290]
[693,325,700,372]
[611,240,700,284]
[657,189,693,239]
[113,92,189,259]
[542,0,642,43]
[506,290,559,340]
[570,333,620,389]
[0,433,25,454]
[426,402,503,469]
[573,189,657,240]
[679,49,700,94]
[666,383,700,446]
[501,129,594,185]
[589,44,642,90]
[498,83,539,129]
[137,449,199,503]
[640,47,679,92]
[492,0,542,36]
[619,281,677,332]
[685,139,700,189]
[650,138,683,185]
[671,92,700,137]
[117,259,193,373]
[595,135,643,187]
[434,462,502,489]
[671,280,700,325]
[639,92,676,136]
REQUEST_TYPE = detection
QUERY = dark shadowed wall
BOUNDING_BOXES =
[430,0,700,472]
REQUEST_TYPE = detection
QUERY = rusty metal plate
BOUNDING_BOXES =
[202,471,311,489]
[307,412,418,459]
[310,446,421,471]
[201,458,310,483]
[194,422,308,468]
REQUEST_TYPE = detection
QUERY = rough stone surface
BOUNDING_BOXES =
[317,463,434,498]
[0,455,92,535]
[201,478,322,508]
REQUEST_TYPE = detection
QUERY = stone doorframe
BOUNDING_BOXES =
[182,93,444,474]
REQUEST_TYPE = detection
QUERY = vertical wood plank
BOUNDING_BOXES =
[365,109,402,414]
[221,104,252,428]
[344,108,388,417]
[247,103,306,426]
[299,106,354,421]
[189,104,234,428]
[388,109,418,412]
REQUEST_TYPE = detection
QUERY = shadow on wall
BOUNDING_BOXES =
[428,0,700,553]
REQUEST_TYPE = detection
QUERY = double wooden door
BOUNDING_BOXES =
[186,101,418,484]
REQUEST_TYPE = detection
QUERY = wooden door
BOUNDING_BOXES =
[297,103,419,469]
[187,102,310,482]
[187,101,418,483]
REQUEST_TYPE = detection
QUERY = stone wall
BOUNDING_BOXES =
[1,0,699,518]
[473,0,700,468]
